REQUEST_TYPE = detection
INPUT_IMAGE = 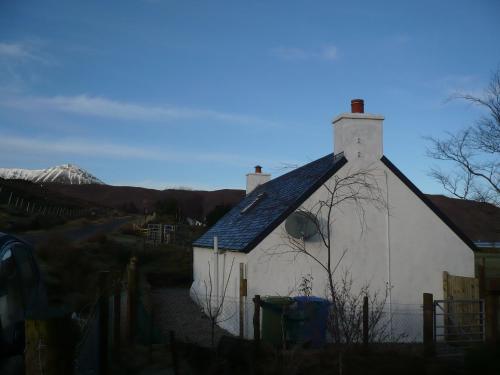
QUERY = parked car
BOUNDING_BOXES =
[0,233,46,357]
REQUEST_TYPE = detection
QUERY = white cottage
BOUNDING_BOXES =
[190,99,476,341]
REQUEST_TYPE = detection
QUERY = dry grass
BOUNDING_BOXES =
[138,244,193,288]
[35,234,133,312]
[118,222,139,236]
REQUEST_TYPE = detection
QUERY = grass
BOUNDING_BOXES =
[0,202,115,234]
[138,243,193,288]
[463,343,500,375]
[0,203,68,232]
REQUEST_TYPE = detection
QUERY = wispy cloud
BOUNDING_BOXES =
[421,74,483,100]
[270,45,339,61]
[0,135,256,166]
[320,45,338,61]
[0,40,56,93]
[0,41,52,64]
[2,94,278,127]
[0,43,33,60]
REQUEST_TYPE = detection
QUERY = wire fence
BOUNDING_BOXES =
[0,185,88,217]
[380,304,423,343]
[189,292,424,344]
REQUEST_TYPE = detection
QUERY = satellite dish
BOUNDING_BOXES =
[285,211,318,239]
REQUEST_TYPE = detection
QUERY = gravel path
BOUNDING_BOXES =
[151,287,231,348]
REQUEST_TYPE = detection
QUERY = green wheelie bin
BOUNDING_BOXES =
[260,296,294,347]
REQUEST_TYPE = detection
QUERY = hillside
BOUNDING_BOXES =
[45,184,245,220]
[427,194,500,243]
[0,178,92,209]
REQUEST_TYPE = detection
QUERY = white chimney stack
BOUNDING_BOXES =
[246,165,270,195]
[333,99,384,162]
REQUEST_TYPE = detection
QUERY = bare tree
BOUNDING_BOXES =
[193,257,235,347]
[272,167,389,344]
[426,67,500,205]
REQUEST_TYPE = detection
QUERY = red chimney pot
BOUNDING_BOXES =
[351,99,364,113]
[255,165,262,174]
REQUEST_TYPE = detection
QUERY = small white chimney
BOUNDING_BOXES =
[333,99,384,162]
[246,165,271,194]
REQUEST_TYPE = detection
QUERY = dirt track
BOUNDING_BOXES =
[18,216,133,246]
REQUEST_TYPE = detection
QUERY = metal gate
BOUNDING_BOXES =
[433,299,485,344]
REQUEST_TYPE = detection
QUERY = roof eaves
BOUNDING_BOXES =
[381,155,478,252]
[193,244,242,252]
[241,154,348,253]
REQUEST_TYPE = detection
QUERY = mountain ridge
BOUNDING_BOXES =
[0,164,104,185]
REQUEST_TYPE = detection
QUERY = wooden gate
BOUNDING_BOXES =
[443,271,479,300]
[434,299,485,343]
[436,272,484,343]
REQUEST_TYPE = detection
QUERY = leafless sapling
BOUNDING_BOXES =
[194,257,235,347]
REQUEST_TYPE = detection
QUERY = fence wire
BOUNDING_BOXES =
[190,294,424,344]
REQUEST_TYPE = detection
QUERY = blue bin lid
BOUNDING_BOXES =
[293,296,330,304]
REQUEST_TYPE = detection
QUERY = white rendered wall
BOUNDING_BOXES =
[191,246,248,335]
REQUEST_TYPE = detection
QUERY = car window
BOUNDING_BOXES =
[1,248,12,261]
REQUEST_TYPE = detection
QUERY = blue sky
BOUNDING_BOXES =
[0,0,499,192]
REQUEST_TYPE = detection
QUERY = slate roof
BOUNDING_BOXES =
[193,152,347,252]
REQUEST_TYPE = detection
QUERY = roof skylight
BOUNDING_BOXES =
[240,192,266,214]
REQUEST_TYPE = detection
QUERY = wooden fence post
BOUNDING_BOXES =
[127,256,138,342]
[99,271,110,375]
[25,313,75,375]
[149,305,154,363]
[485,294,498,343]
[253,295,261,350]
[239,263,247,338]
[423,293,434,356]
[478,262,486,298]
[362,295,369,349]
[113,272,122,349]
[169,331,179,375]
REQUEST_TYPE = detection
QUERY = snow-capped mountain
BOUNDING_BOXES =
[0,164,105,185]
